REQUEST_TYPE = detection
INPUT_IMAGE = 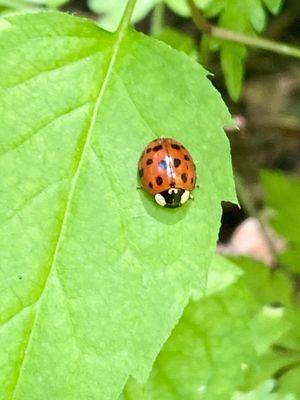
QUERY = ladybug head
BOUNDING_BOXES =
[154,188,190,208]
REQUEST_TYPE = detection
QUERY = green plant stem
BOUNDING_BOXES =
[117,0,137,32]
[150,2,165,36]
[187,0,300,59]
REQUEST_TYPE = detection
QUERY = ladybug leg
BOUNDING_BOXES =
[136,185,143,190]
[189,193,194,200]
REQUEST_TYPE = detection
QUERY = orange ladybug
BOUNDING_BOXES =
[138,138,196,208]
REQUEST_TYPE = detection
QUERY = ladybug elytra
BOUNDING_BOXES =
[138,138,196,208]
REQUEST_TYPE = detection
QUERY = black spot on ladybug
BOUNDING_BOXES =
[148,182,153,189]
[171,143,180,150]
[146,158,153,165]
[158,160,167,170]
[146,148,152,153]
[181,173,187,183]
[153,145,163,151]
[156,176,163,185]
[184,155,190,161]
[138,168,143,178]
[191,177,194,184]
[174,158,181,168]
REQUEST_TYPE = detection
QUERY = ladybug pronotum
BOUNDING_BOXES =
[138,138,196,208]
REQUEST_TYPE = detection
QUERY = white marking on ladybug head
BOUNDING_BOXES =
[168,188,178,195]
[155,193,166,207]
[180,190,190,204]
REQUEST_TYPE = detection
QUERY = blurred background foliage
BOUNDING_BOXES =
[1,0,300,398]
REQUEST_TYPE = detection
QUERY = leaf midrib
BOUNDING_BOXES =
[10,24,128,400]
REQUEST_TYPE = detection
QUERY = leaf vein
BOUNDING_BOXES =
[115,72,159,139]
[9,22,129,400]
[1,49,103,92]
[0,101,92,158]
[0,178,68,229]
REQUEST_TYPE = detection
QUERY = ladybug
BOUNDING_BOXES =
[138,138,196,208]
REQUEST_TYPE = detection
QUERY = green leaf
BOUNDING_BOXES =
[233,379,296,400]
[0,0,68,11]
[0,10,236,400]
[154,27,197,58]
[262,0,283,14]
[164,0,189,16]
[164,0,285,101]
[121,257,294,399]
[277,367,300,399]
[217,0,279,101]
[243,0,266,32]
[88,0,158,31]
[236,258,300,397]
[235,258,293,307]
[26,0,69,7]
[164,0,224,17]
[218,3,253,101]
[261,170,300,273]
[205,253,243,295]
[221,42,247,101]
[251,303,289,355]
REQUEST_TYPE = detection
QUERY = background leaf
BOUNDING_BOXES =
[120,256,292,400]
[235,258,300,399]
[220,42,247,102]
[232,379,296,400]
[0,10,235,400]
[88,0,159,31]
[154,27,197,58]
[0,0,69,11]
[261,170,300,273]
[262,0,283,14]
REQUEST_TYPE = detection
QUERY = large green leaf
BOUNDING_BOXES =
[0,10,235,400]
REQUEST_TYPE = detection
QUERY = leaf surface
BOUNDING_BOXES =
[0,11,235,400]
